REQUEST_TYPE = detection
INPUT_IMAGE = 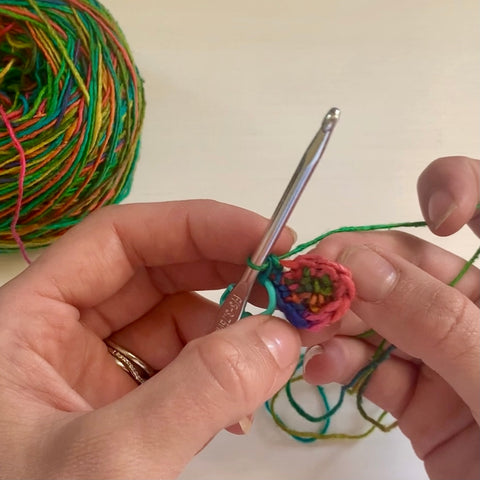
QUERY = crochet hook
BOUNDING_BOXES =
[215,107,341,330]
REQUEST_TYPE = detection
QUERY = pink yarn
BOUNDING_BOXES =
[274,254,355,331]
[0,104,30,263]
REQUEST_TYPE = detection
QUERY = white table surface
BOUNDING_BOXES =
[1,1,479,479]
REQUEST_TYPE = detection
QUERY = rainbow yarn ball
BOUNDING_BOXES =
[271,254,355,331]
[0,0,145,252]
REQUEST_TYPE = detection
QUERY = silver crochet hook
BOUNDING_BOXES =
[215,107,341,330]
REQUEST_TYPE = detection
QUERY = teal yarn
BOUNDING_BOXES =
[265,353,331,443]
[0,0,145,258]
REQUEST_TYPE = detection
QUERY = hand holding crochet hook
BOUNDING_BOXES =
[0,115,478,479]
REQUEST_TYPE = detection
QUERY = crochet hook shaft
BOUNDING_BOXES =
[215,107,340,330]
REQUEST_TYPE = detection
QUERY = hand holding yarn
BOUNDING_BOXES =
[302,157,480,480]
[0,201,300,479]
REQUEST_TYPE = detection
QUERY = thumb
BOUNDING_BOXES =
[417,156,480,236]
[70,316,300,478]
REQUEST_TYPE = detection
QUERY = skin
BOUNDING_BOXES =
[0,156,477,479]
[302,157,480,480]
[0,200,301,479]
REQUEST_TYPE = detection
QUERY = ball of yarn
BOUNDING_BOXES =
[271,254,355,331]
[0,0,145,252]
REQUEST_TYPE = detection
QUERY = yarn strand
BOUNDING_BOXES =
[278,220,427,260]
[449,245,480,287]
[0,103,30,262]
[219,218,480,442]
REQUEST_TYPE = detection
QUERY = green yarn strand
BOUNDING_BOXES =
[279,221,427,260]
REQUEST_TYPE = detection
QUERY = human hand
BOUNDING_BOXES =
[0,200,300,479]
[301,156,480,479]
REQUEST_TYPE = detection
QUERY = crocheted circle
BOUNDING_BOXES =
[271,254,355,331]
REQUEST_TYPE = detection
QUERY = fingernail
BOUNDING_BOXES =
[302,345,324,375]
[238,415,253,434]
[339,246,398,302]
[427,191,457,230]
[258,318,299,369]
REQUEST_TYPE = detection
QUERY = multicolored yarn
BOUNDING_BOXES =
[270,254,355,331]
[0,0,145,261]
[221,219,480,442]
[266,343,397,442]
[244,220,428,327]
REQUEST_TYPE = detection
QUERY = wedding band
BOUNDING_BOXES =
[105,339,156,385]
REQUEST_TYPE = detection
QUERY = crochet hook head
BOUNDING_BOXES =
[216,107,340,330]
[250,106,340,267]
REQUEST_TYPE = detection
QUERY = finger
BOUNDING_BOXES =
[105,292,220,371]
[309,230,480,301]
[225,413,254,435]
[75,293,232,407]
[303,336,417,418]
[66,316,301,478]
[84,259,276,338]
[337,244,480,419]
[417,156,480,236]
[302,337,474,460]
[26,292,222,409]
[16,201,294,308]
[77,261,243,338]
[299,312,413,360]
[106,288,281,370]
[78,255,275,338]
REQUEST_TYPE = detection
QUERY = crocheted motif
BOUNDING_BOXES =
[271,254,355,331]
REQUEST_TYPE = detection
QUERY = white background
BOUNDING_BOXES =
[1,1,479,479]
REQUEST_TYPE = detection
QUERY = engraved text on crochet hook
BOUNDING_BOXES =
[217,293,243,329]
[216,280,252,330]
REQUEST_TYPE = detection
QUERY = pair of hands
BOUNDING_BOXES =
[0,156,478,479]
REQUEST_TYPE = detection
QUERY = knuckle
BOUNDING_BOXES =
[187,335,255,407]
[424,285,473,355]
[312,233,350,257]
